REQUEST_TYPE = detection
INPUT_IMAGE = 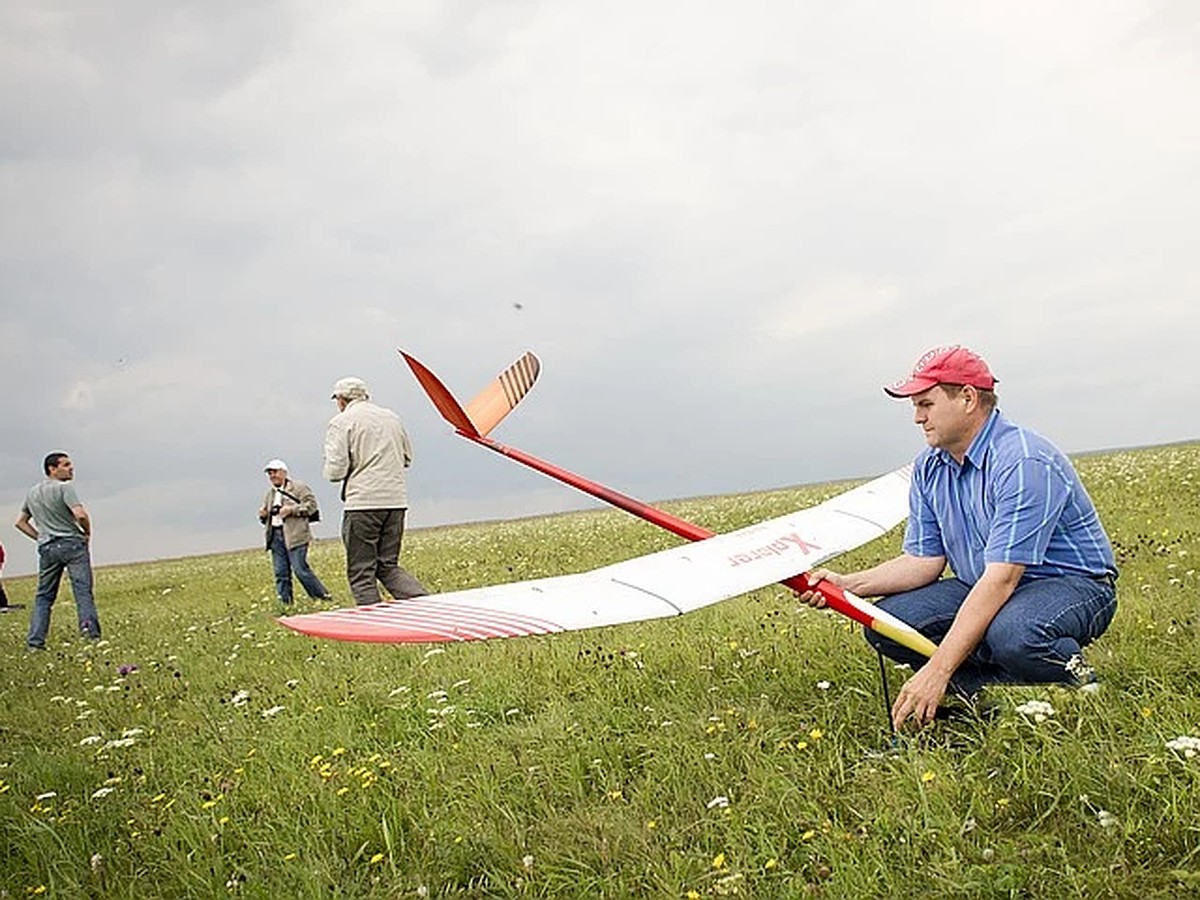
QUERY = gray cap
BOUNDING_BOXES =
[331,376,369,401]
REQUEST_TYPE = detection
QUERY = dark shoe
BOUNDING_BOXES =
[935,696,1000,722]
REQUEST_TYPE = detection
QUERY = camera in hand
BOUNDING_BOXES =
[270,504,282,515]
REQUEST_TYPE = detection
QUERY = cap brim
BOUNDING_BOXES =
[883,376,939,398]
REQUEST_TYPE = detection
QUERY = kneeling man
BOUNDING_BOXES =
[801,347,1117,729]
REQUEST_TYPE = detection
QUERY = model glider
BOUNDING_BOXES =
[279,352,935,657]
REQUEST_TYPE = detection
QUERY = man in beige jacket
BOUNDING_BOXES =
[323,377,427,606]
[259,459,332,604]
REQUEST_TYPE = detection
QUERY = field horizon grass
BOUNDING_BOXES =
[2,443,1198,898]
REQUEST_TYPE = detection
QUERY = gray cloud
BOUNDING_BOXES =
[2,0,1198,576]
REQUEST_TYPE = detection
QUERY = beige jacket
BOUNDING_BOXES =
[260,478,319,550]
[323,399,412,510]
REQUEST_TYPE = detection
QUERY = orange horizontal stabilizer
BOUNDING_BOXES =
[401,350,541,439]
[464,351,540,437]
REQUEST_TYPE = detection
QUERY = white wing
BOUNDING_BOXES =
[278,466,910,643]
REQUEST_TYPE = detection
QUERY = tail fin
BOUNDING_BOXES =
[400,350,541,438]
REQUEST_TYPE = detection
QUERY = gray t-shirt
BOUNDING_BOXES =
[23,480,85,544]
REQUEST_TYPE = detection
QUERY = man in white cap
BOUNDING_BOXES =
[258,459,332,604]
[799,346,1117,729]
[323,377,427,605]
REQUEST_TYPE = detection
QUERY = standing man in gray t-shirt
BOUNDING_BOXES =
[15,452,102,648]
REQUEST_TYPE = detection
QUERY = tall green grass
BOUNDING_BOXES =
[1,444,1198,898]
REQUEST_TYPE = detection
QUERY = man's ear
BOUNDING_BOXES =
[962,384,979,410]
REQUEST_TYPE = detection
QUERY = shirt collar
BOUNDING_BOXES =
[963,409,1001,469]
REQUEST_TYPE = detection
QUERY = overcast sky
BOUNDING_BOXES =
[2,1,1198,577]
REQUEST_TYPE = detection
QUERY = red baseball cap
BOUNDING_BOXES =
[884,346,997,398]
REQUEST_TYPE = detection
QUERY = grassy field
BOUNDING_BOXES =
[1,443,1198,899]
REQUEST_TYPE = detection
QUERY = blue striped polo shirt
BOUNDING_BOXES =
[902,410,1116,584]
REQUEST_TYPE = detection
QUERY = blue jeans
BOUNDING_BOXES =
[28,536,101,648]
[269,528,330,603]
[864,575,1117,696]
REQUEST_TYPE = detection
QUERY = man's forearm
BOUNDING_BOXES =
[923,564,1022,678]
[842,553,945,597]
[15,518,38,541]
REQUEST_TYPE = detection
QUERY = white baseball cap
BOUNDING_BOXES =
[264,459,288,472]
[331,376,369,400]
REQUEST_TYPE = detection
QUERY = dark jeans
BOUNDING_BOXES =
[342,508,426,606]
[269,528,330,603]
[28,536,101,648]
[865,575,1117,696]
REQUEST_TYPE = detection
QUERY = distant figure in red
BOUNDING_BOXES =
[0,541,25,611]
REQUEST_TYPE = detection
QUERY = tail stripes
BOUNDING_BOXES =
[498,352,540,409]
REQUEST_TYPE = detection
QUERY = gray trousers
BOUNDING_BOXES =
[341,508,427,606]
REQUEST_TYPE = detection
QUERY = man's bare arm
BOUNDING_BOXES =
[891,561,1025,728]
[15,511,38,541]
[798,553,945,608]
[71,505,91,539]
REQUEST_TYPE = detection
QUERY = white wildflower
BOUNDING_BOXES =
[261,706,286,718]
[522,854,534,869]
[1166,735,1200,758]
[121,727,145,738]
[79,735,102,746]
[706,795,730,809]
[102,738,137,750]
[91,786,116,799]
[1015,700,1056,723]
[35,791,57,801]
[816,681,831,690]
[1097,809,1118,828]
[230,690,250,707]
